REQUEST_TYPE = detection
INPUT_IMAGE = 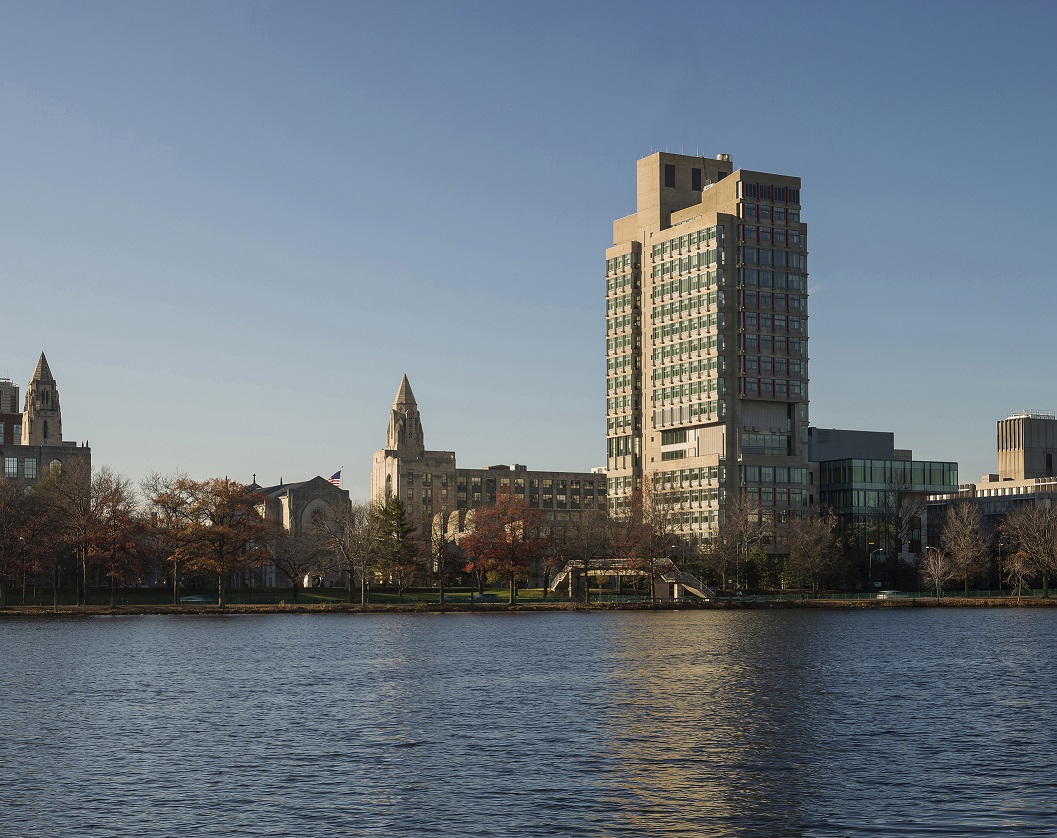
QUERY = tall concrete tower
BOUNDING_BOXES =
[21,352,62,447]
[605,152,810,543]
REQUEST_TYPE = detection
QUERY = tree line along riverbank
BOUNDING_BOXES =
[4,596,1057,617]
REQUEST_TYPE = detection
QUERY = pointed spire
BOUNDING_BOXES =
[393,374,417,408]
[31,352,54,383]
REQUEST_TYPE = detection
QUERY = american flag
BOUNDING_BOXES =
[328,470,341,486]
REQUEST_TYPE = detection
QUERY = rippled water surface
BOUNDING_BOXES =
[3,609,1057,836]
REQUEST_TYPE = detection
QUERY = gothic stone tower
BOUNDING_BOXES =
[21,352,62,446]
[386,374,425,458]
[371,375,457,542]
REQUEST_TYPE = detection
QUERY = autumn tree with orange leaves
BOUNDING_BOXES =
[89,466,148,606]
[144,475,274,606]
[462,487,545,604]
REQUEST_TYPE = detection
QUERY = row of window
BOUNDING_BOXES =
[605,273,637,295]
[739,269,805,291]
[606,292,636,314]
[818,460,958,489]
[653,334,725,362]
[653,400,726,428]
[742,204,801,225]
[652,377,725,406]
[607,475,638,496]
[652,313,723,343]
[607,415,635,435]
[740,248,806,270]
[742,313,804,333]
[741,334,804,355]
[605,313,636,334]
[743,356,804,377]
[456,494,602,512]
[607,435,639,458]
[650,225,724,259]
[405,472,449,487]
[657,486,724,505]
[741,465,807,485]
[457,479,602,494]
[4,457,36,479]
[652,290,722,321]
[606,333,635,354]
[741,378,804,399]
[651,249,723,279]
[740,433,792,456]
[668,510,721,528]
[0,423,22,443]
[654,465,724,488]
[606,393,636,414]
[606,355,635,374]
[740,226,803,247]
[606,373,636,394]
[737,182,801,203]
[741,290,803,312]
[653,356,724,384]
[605,252,640,275]
[651,269,725,301]
[743,486,808,507]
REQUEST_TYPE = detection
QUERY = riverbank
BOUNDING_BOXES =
[2,596,1057,616]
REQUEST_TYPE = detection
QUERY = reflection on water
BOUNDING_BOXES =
[2,610,1057,836]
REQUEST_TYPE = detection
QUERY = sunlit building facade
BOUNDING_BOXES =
[605,152,810,542]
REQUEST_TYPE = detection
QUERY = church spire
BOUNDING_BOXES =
[393,374,417,410]
[386,374,424,457]
[22,352,62,446]
[32,352,54,383]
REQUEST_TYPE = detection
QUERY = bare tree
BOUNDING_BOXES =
[271,528,328,602]
[940,502,989,596]
[1001,504,1057,596]
[783,508,839,592]
[39,458,93,605]
[878,478,927,561]
[558,505,611,604]
[1003,545,1035,601]
[313,500,378,604]
[919,547,957,597]
[701,493,768,591]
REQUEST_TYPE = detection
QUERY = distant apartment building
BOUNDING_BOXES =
[606,152,809,544]
[370,376,606,543]
[0,353,91,482]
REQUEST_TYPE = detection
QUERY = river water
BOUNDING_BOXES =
[2,609,1056,837]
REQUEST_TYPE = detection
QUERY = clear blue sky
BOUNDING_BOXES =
[2,0,1055,498]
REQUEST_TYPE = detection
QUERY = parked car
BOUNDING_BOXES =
[876,590,907,600]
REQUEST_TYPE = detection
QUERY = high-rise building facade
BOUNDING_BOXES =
[605,152,810,542]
